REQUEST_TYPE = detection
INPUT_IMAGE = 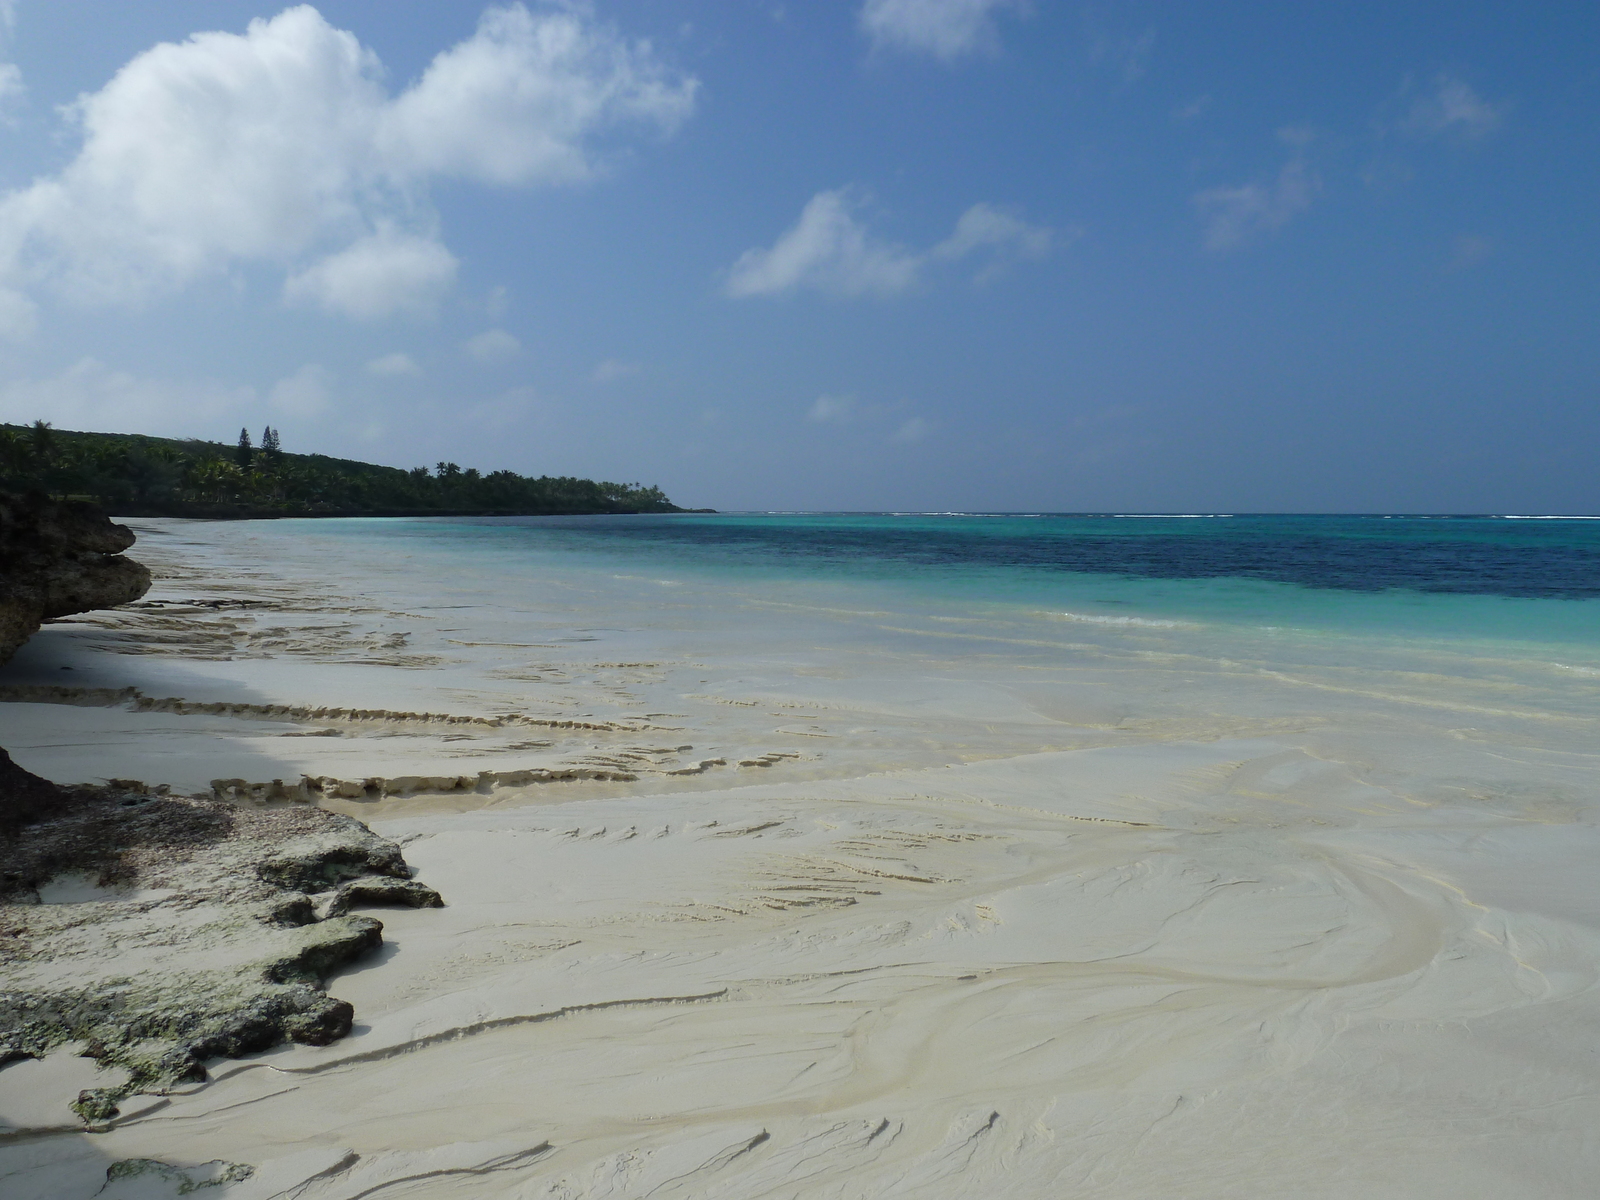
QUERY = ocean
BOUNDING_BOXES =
[276,510,1600,684]
[316,509,1600,628]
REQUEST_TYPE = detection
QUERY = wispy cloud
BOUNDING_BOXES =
[807,394,855,423]
[366,352,421,378]
[1088,26,1156,86]
[1194,139,1318,252]
[1401,75,1504,140]
[465,328,521,364]
[268,364,335,418]
[859,0,1023,62]
[0,62,20,115]
[932,202,1056,281]
[0,1,23,127]
[727,190,1053,298]
[0,357,253,434]
[1448,234,1493,271]
[726,190,920,298]
[891,415,932,443]
[591,359,640,383]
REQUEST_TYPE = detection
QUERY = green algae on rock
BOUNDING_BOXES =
[0,785,442,1127]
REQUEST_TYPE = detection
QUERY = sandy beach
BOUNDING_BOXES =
[4,516,1599,1198]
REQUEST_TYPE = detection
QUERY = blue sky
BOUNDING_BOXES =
[0,1,1594,512]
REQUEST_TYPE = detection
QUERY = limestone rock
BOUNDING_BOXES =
[0,491,151,667]
[326,876,445,916]
[256,820,412,892]
[1,792,436,1127]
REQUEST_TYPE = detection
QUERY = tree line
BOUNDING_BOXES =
[0,421,680,516]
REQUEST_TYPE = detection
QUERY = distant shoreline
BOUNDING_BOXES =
[1,423,688,519]
[102,504,719,520]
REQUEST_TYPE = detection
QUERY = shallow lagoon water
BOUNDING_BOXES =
[303,509,1600,637]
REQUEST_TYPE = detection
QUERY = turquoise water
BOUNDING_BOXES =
[287,513,1600,661]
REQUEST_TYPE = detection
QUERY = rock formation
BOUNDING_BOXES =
[0,781,440,1125]
[0,491,152,667]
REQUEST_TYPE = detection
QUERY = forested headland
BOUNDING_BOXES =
[0,422,687,517]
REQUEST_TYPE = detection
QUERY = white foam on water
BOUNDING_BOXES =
[1056,610,1188,628]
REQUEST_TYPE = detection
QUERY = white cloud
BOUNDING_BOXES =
[381,4,695,186]
[891,415,932,443]
[0,357,254,434]
[465,327,520,363]
[1194,157,1316,252]
[366,351,421,377]
[932,202,1053,274]
[807,394,854,423]
[268,363,334,417]
[728,190,1053,298]
[1402,75,1503,140]
[0,1,24,127]
[860,0,1021,61]
[726,189,921,298]
[284,227,458,319]
[0,4,696,332]
[591,358,638,383]
[0,62,23,125]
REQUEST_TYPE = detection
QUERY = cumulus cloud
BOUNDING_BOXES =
[465,327,521,363]
[727,190,1053,298]
[0,4,696,330]
[1402,75,1503,140]
[284,227,458,318]
[860,0,1022,61]
[1194,156,1317,252]
[0,358,254,433]
[382,5,694,184]
[365,351,421,377]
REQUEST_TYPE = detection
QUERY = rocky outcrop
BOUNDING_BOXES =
[0,779,443,1126]
[327,876,445,917]
[0,745,81,836]
[0,491,151,667]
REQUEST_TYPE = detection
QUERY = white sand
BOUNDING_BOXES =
[3,517,1599,1198]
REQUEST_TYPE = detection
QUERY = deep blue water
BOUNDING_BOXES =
[459,513,1600,601]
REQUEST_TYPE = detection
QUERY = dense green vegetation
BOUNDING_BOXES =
[0,422,680,517]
